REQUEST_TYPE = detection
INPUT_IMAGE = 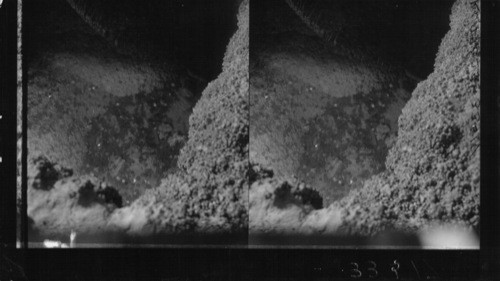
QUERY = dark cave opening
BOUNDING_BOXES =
[25,0,239,205]
[252,0,454,78]
[25,0,239,80]
[250,0,454,206]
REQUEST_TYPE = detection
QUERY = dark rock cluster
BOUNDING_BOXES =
[28,157,122,238]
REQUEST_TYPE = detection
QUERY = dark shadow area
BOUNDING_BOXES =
[24,0,238,80]
[278,0,454,78]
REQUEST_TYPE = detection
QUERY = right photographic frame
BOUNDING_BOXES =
[249,0,480,248]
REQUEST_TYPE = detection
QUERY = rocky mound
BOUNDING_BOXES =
[337,0,480,236]
[110,0,249,236]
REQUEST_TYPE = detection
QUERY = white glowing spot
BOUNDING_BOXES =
[70,230,77,248]
[43,240,68,248]
[418,225,479,249]
[402,145,412,153]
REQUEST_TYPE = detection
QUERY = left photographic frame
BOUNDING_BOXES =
[1,0,21,249]
[17,0,249,247]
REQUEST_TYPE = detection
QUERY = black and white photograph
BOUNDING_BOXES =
[2,0,500,279]
[21,0,249,246]
[249,0,480,248]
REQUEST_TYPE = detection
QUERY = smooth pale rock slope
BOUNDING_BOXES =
[249,0,480,241]
[27,0,249,242]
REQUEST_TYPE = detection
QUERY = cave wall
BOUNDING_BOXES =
[284,0,454,77]
[65,0,238,80]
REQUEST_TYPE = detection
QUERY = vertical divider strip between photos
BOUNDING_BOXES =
[481,0,500,277]
[20,0,28,249]
[0,0,19,248]
[247,0,251,248]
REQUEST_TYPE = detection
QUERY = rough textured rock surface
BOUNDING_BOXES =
[250,0,480,239]
[112,0,249,236]
[27,0,249,241]
[336,0,480,236]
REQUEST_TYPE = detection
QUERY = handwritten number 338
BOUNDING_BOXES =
[349,260,399,279]
[349,261,378,278]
